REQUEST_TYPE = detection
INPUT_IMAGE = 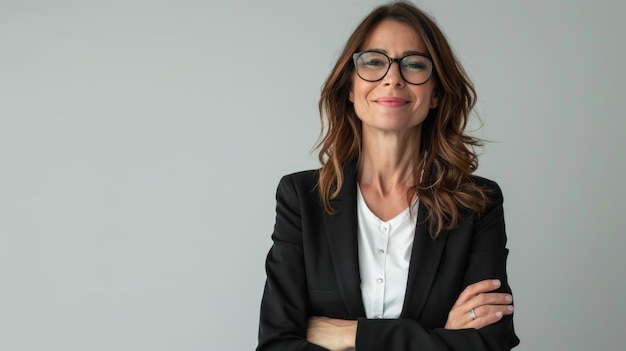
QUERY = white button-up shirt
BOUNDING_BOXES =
[357,186,418,319]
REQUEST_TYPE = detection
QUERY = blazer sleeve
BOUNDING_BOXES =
[355,180,520,350]
[256,175,328,351]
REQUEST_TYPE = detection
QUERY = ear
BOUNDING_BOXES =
[349,89,354,103]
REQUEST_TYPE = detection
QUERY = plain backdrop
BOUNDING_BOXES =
[1,0,624,350]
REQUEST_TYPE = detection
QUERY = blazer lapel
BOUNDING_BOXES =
[401,203,449,319]
[323,161,366,318]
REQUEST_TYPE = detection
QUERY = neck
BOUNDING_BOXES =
[357,126,422,195]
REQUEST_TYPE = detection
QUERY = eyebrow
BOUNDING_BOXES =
[366,48,429,56]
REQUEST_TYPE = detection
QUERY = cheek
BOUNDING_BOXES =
[351,87,371,117]
[429,90,439,109]
[410,85,437,109]
[351,82,372,105]
[422,81,439,108]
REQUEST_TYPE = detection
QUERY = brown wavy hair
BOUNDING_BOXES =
[316,1,489,238]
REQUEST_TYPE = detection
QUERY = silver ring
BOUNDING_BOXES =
[469,308,477,320]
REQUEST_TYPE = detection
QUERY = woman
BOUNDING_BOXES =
[257,2,519,350]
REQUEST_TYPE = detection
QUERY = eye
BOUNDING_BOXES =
[405,62,426,70]
[358,52,388,69]
[362,58,386,67]
[402,56,430,71]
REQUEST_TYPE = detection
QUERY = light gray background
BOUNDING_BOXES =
[1,0,624,350]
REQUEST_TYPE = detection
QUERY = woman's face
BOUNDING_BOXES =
[349,20,438,136]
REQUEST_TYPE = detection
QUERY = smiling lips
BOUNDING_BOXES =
[375,97,409,107]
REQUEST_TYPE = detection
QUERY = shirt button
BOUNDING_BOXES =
[377,278,383,284]
[378,249,385,254]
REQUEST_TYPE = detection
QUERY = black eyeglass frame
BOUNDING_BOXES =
[352,51,435,85]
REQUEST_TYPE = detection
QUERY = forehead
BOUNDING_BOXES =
[361,19,426,53]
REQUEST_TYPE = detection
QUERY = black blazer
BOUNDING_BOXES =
[257,162,520,350]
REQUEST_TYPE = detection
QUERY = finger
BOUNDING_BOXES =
[453,279,501,307]
[469,304,514,329]
[446,295,514,330]
[468,292,513,308]
[454,293,512,320]
[472,304,515,320]
[470,309,504,329]
[448,293,512,326]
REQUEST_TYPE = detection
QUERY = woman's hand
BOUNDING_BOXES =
[307,316,357,351]
[306,280,513,349]
[445,279,514,330]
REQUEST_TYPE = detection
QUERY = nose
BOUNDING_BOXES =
[382,61,405,86]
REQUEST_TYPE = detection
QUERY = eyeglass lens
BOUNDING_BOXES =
[354,51,432,85]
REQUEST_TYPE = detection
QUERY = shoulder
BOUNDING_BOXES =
[468,174,503,203]
[468,174,499,189]
[275,169,320,201]
[278,169,319,190]
[280,169,319,185]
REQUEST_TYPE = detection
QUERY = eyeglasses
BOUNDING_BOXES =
[352,51,434,85]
